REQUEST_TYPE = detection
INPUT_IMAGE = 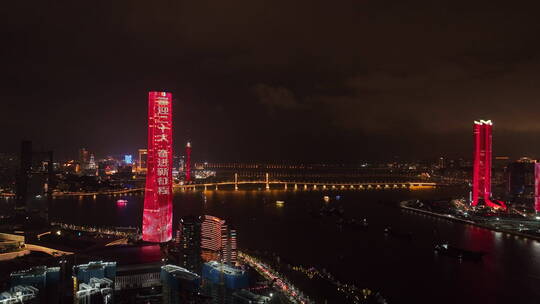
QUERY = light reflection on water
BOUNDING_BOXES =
[7,187,540,304]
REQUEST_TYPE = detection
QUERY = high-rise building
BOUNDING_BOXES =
[161,265,200,304]
[79,148,90,169]
[223,229,237,266]
[177,156,185,173]
[201,215,238,265]
[178,216,203,274]
[88,154,97,170]
[201,215,224,253]
[506,160,535,198]
[142,92,173,243]
[437,157,445,169]
[494,156,510,170]
[535,163,540,213]
[72,261,116,292]
[15,141,53,212]
[138,149,148,173]
[185,142,192,182]
[471,120,506,209]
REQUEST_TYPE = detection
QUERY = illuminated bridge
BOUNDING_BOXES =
[173,174,436,191]
[52,188,145,197]
[50,174,435,197]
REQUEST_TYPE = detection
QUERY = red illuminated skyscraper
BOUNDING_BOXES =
[142,92,173,243]
[471,120,506,210]
[185,142,191,182]
[535,163,540,213]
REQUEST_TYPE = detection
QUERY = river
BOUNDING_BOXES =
[37,187,540,303]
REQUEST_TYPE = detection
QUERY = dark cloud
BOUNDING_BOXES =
[2,0,540,161]
[253,84,300,111]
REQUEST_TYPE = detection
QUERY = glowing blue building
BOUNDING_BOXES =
[202,261,248,290]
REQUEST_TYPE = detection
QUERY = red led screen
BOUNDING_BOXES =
[142,91,173,242]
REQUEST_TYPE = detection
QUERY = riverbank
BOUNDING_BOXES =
[400,200,540,242]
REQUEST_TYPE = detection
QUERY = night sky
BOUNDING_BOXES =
[3,0,540,162]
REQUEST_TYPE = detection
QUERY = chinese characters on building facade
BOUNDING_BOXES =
[142,92,173,242]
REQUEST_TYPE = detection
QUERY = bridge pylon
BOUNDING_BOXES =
[265,173,270,190]
[234,173,239,191]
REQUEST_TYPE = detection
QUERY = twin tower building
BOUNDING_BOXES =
[472,120,540,212]
[471,120,506,209]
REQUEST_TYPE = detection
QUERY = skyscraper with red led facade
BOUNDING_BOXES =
[185,142,191,182]
[142,92,173,242]
[471,120,506,210]
[535,163,540,213]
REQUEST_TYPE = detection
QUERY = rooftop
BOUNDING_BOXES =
[10,266,59,277]
[205,261,245,276]
[162,265,200,281]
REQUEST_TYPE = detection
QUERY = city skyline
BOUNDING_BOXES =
[5,1,540,303]
[5,124,540,164]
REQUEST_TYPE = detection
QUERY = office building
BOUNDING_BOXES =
[201,215,224,252]
[161,265,201,304]
[178,216,203,274]
[114,263,161,292]
[75,278,113,304]
[201,215,238,265]
[223,229,237,266]
[138,149,148,173]
[15,141,54,211]
[185,142,192,182]
[72,261,116,291]
[201,261,248,290]
[79,148,90,169]
[88,154,97,170]
[506,160,535,198]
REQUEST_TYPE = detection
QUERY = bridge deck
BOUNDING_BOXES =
[48,181,435,196]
